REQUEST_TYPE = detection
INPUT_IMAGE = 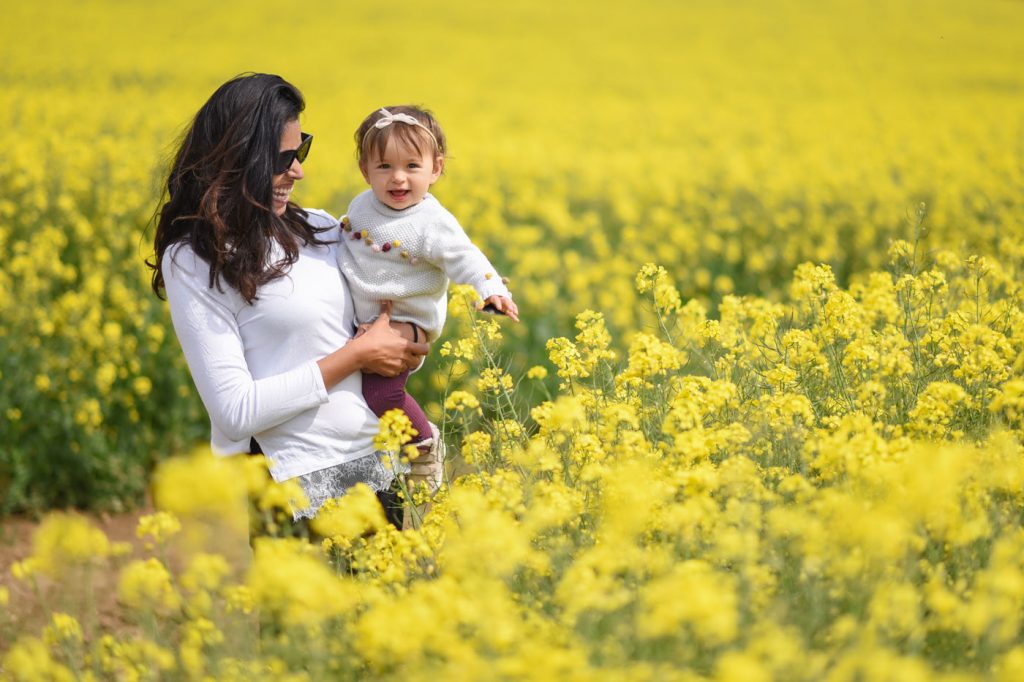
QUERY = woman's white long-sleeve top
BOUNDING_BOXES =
[161,209,378,481]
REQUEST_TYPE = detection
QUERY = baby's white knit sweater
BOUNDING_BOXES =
[338,190,510,341]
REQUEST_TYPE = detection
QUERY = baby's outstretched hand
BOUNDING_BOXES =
[480,295,520,322]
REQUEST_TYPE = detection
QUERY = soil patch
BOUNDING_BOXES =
[0,508,152,648]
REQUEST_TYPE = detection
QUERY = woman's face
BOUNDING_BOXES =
[273,119,304,215]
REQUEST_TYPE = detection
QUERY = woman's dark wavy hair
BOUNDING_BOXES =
[149,73,330,303]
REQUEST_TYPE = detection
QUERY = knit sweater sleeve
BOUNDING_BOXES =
[421,206,511,301]
[162,245,329,443]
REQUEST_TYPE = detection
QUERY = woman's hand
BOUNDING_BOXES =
[317,303,428,386]
[351,303,429,376]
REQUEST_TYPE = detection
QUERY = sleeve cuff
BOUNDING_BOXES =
[475,277,512,302]
[307,359,330,403]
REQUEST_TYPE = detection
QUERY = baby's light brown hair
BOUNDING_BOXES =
[355,105,447,170]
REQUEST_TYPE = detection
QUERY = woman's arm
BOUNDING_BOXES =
[164,247,335,441]
[164,249,428,441]
[317,304,429,386]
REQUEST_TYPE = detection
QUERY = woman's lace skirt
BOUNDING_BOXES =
[292,451,409,521]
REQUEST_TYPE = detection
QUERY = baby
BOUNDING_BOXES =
[338,105,518,483]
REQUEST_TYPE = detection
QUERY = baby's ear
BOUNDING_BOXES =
[359,162,370,183]
[432,155,445,179]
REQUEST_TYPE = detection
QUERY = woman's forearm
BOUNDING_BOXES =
[317,340,368,388]
[317,313,429,389]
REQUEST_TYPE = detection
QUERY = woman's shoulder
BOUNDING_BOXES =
[302,207,342,242]
[162,241,205,278]
[303,207,341,229]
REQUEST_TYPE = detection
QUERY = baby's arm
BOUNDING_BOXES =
[423,209,519,322]
[480,295,519,321]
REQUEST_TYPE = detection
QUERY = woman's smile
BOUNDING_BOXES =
[273,119,304,215]
[272,183,294,212]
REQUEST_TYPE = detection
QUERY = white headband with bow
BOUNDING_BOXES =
[365,108,440,151]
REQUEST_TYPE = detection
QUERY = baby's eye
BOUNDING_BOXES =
[378,163,391,169]
[408,163,421,169]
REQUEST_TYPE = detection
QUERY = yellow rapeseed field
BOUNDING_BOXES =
[2,0,1024,678]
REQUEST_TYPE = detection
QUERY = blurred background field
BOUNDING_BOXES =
[5,1,1024,679]
[1,0,1022,509]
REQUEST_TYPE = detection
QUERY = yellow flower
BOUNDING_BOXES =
[180,617,225,678]
[238,454,274,497]
[476,367,513,394]
[617,332,685,385]
[28,512,110,576]
[309,483,388,545]
[2,636,75,682]
[995,647,1024,682]
[95,361,117,395]
[635,263,683,316]
[531,396,587,440]
[868,582,922,641]
[715,652,773,682]
[374,407,418,452]
[545,336,588,381]
[790,262,837,305]
[990,379,1024,426]
[152,447,249,533]
[782,329,830,379]
[907,381,968,439]
[526,365,548,380]
[257,477,310,514]
[132,376,153,397]
[444,390,481,412]
[638,560,739,645]
[460,430,493,466]
[246,538,358,626]
[118,558,181,614]
[135,511,182,546]
[11,558,40,581]
[180,553,231,593]
[887,238,913,266]
[72,397,103,430]
[223,585,255,615]
[43,612,83,647]
[439,336,481,360]
[574,310,617,366]
[95,635,176,679]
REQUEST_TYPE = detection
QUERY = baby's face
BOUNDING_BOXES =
[361,137,443,211]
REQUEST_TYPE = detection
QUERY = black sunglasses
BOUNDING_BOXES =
[274,132,312,174]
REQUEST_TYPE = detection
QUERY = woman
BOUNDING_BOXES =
[149,73,432,526]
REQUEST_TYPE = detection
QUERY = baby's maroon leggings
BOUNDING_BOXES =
[362,369,431,443]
